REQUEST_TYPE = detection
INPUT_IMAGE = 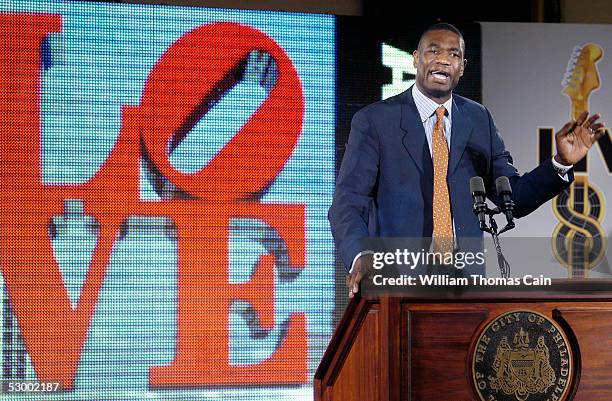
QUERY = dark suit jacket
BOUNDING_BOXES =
[329,87,573,272]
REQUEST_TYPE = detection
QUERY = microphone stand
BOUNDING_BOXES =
[473,203,514,279]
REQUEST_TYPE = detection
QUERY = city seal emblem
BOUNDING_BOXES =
[472,311,574,401]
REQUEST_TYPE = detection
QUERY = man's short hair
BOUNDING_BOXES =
[418,22,465,54]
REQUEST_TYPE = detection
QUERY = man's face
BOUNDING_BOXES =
[413,29,466,102]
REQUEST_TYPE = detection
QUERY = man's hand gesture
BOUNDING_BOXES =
[555,111,606,165]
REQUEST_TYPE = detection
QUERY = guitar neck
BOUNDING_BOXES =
[569,176,588,278]
[571,234,587,278]
[571,100,588,121]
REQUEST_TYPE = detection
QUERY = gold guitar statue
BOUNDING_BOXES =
[553,43,607,278]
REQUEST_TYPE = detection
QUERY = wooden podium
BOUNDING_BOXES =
[314,280,612,401]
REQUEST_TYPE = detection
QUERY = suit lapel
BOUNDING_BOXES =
[448,97,473,175]
[400,88,433,180]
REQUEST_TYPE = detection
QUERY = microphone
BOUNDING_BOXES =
[470,176,487,231]
[495,176,515,228]
[469,176,514,278]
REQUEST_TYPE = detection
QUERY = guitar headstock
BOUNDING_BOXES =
[562,43,603,106]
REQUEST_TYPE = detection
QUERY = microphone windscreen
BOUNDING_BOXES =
[495,176,512,195]
[470,176,486,194]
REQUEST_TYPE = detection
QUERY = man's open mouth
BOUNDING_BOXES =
[430,70,450,82]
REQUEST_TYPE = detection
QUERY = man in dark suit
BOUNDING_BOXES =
[329,23,606,297]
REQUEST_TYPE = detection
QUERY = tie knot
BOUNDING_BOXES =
[435,106,446,120]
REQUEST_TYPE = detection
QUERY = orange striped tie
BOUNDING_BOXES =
[432,106,454,255]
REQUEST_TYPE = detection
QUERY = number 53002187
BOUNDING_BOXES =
[3,381,62,393]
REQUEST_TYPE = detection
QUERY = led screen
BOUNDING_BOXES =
[0,1,334,399]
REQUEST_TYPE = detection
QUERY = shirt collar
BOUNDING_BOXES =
[412,84,453,123]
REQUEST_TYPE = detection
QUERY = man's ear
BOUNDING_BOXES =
[413,50,419,68]
[460,58,467,77]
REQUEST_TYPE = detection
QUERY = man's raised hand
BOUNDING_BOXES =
[555,111,606,165]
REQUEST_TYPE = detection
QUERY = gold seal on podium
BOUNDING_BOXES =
[472,310,574,401]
